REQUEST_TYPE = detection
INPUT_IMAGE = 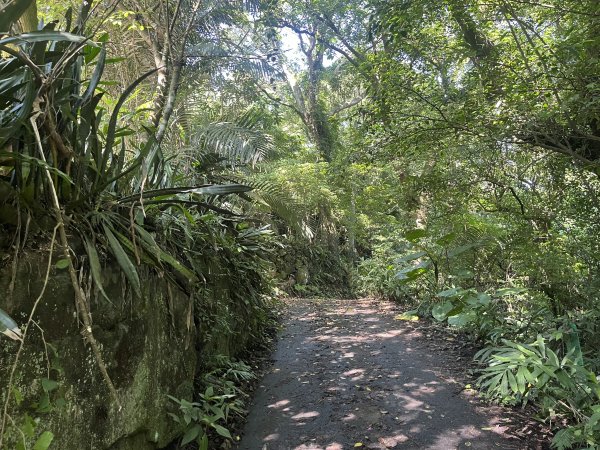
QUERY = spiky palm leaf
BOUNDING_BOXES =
[228,175,315,239]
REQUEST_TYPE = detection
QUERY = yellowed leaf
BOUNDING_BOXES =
[394,312,419,322]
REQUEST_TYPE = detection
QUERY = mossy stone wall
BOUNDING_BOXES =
[0,250,265,449]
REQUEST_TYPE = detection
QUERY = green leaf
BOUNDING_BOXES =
[21,414,35,438]
[55,259,70,270]
[396,265,429,281]
[77,46,106,109]
[83,238,111,302]
[500,372,509,396]
[396,251,427,263]
[516,367,527,394]
[432,301,454,321]
[212,424,232,439]
[435,232,456,246]
[117,184,253,204]
[35,392,51,413]
[33,431,54,450]
[404,228,427,242]
[12,386,23,405]
[551,428,575,450]
[507,371,518,394]
[102,224,141,297]
[133,225,198,283]
[198,433,209,450]
[437,287,459,298]
[447,311,473,327]
[0,152,74,185]
[41,378,58,392]
[102,68,159,175]
[181,424,202,446]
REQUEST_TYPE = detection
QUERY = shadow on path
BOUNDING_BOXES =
[239,298,523,450]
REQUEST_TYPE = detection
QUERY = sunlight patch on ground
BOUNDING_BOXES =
[268,399,290,409]
[429,424,483,449]
[291,411,320,420]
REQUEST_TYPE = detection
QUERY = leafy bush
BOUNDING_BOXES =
[168,357,255,449]
[476,334,600,449]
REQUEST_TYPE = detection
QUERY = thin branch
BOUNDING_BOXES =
[328,95,366,116]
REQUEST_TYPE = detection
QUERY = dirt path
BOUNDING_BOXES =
[238,298,534,450]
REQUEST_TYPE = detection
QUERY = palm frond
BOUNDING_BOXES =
[228,175,315,239]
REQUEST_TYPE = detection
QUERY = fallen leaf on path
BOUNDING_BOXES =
[395,311,419,321]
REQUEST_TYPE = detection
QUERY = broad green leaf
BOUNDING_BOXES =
[396,266,428,281]
[33,431,54,450]
[515,367,527,394]
[432,301,454,321]
[35,392,51,413]
[476,293,491,305]
[447,311,473,327]
[500,372,509,396]
[212,423,232,439]
[435,232,456,246]
[181,424,202,446]
[41,378,58,392]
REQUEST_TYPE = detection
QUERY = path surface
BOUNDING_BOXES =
[239,298,527,450]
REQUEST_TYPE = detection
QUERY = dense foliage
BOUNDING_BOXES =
[2,0,600,448]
